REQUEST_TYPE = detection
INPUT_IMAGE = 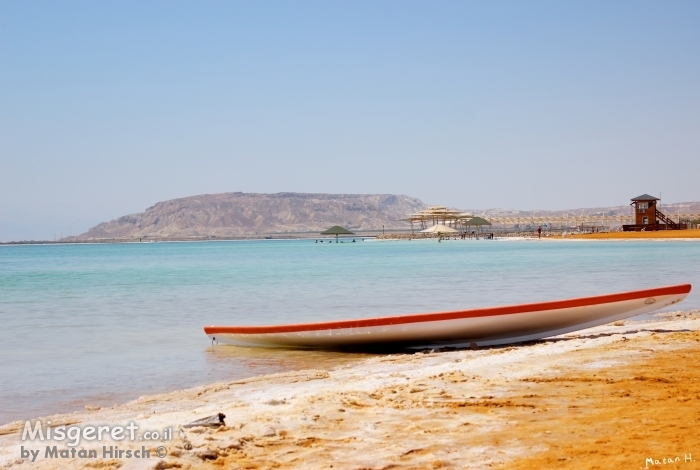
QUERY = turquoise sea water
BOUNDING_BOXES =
[1,238,699,425]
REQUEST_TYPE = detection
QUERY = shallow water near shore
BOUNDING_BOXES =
[1,238,699,424]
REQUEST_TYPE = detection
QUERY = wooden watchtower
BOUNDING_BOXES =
[631,194,658,226]
[623,194,687,231]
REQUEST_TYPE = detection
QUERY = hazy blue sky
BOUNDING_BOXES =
[1,1,699,241]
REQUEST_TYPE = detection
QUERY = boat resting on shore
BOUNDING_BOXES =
[204,284,692,349]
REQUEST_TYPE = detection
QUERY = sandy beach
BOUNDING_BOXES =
[1,311,699,470]
[566,229,700,240]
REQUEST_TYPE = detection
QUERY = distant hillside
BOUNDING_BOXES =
[466,201,700,218]
[75,192,427,240]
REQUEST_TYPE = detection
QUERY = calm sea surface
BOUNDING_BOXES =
[1,238,699,424]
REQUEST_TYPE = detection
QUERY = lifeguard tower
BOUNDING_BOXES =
[623,194,687,231]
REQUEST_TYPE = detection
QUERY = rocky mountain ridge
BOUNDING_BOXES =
[76,192,426,240]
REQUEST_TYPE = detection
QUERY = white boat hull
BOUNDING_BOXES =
[204,284,691,349]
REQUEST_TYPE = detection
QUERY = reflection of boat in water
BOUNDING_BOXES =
[203,343,372,374]
[204,284,691,350]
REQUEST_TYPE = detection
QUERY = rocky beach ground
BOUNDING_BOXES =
[2,311,700,470]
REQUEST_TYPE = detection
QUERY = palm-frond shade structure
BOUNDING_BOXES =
[402,205,476,234]
[320,226,354,242]
[421,224,458,233]
[463,216,492,226]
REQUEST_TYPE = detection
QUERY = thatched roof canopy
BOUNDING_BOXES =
[463,216,492,226]
[320,226,354,235]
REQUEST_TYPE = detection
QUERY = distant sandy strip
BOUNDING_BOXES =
[565,229,700,240]
[1,312,700,470]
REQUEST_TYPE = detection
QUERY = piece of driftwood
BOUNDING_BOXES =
[183,413,226,428]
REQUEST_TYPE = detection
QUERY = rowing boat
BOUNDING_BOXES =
[204,284,691,349]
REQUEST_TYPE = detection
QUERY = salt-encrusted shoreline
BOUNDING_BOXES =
[1,311,699,470]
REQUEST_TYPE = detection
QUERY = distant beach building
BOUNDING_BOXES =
[623,194,687,231]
